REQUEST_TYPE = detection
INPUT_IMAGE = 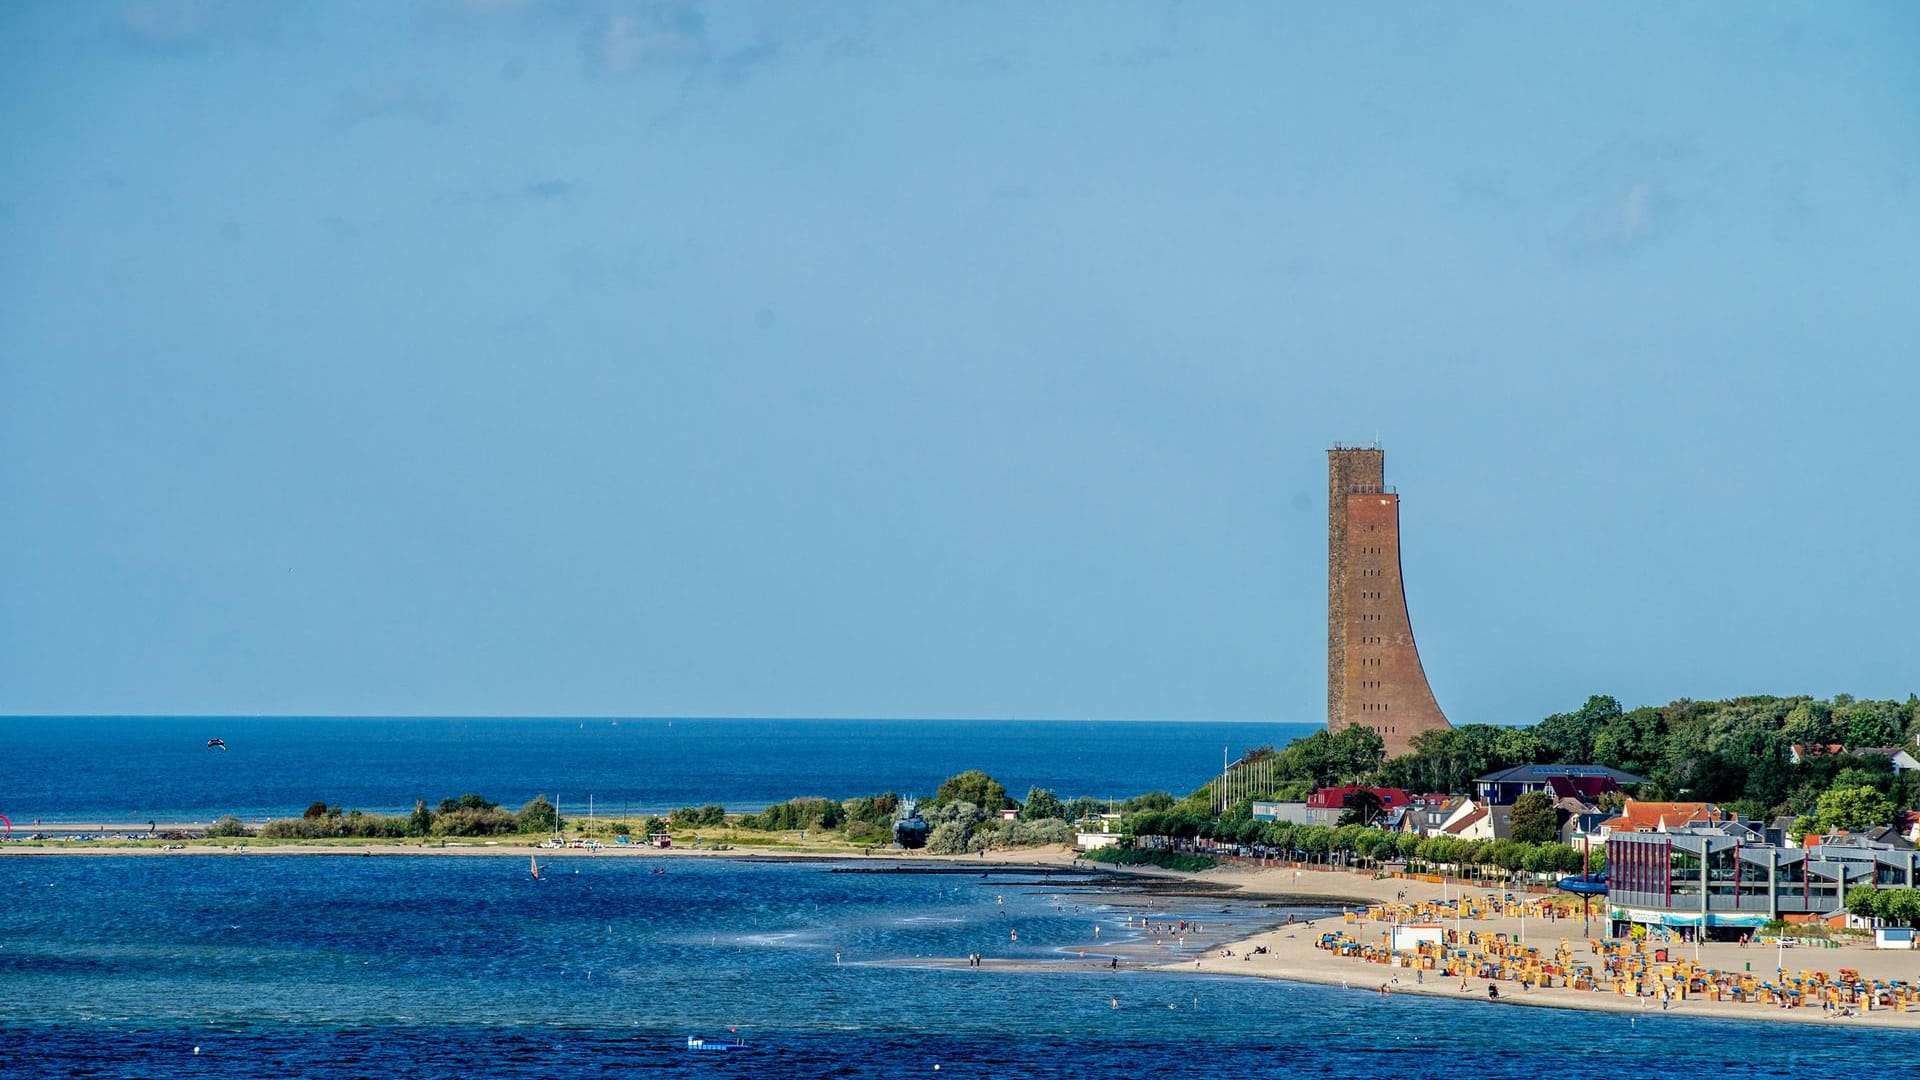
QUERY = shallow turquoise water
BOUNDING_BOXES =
[1,856,1909,1077]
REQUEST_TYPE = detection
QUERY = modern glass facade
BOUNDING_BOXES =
[1605,828,1917,937]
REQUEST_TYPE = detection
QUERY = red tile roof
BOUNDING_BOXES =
[1306,785,1412,810]
[1597,800,1724,834]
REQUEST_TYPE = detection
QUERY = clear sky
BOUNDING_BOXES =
[3,2,1916,723]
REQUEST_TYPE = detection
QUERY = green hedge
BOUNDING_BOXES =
[1083,846,1216,872]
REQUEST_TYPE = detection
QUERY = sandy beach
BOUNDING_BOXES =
[1147,860,1920,1031]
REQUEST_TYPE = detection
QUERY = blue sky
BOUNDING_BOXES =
[2,2,1916,723]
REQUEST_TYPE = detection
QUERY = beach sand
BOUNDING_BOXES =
[1140,861,1920,1031]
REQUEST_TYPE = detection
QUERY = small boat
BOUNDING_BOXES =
[206,738,228,751]
[684,1035,748,1052]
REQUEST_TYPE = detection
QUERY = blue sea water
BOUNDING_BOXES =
[0,716,1313,823]
[1,855,1908,1078]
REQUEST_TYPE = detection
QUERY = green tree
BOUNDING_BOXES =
[409,799,433,837]
[1335,789,1385,827]
[1019,787,1067,821]
[1592,707,1665,775]
[1532,694,1623,762]
[1847,885,1880,920]
[1123,791,1175,813]
[932,770,1011,811]
[303,801,330,821]
[518,795,561,833]
[1782,700,1838,747]
[207,815,252,837]
[1879,889,1920,929]
[1808,785,1894,834]
[1843,702,1904,747]
[1508,791,1559,844]
[1328,725,1386,782]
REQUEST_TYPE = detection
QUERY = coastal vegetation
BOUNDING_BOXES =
[668,804,728,828]
[1122,812,1596,880]
[1844,886,1920,928]
[246,794,566,840]
[1205,693,1919,833]
[930,770,1013,811]
[1082,847,1217,872]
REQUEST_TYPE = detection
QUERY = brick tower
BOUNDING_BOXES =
[1327,446,1450,756]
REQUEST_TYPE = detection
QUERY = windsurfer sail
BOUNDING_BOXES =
[530,856,542,880]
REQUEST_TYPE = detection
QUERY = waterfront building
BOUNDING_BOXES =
[1606,824,1920,937]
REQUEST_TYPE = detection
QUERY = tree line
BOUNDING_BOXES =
[1217,693,1918,831]
[206,793,564,839]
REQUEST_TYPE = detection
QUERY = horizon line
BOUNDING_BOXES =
[0,713,1305,724]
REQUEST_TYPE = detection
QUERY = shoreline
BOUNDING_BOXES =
[12,839,1918,1030]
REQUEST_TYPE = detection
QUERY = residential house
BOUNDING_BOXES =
[1396,794,1467,838]
[1788,744,1919,773]
[1471,764,1645,806]
[1434,798,1511,842]
[1788,743,1847,765]
[1594,800,1728,844]
[1302,786,1411,827]
[1559,810,1613,848]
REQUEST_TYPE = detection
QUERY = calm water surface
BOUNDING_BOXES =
[0,716,1311,822]
[0,856,1909,1078]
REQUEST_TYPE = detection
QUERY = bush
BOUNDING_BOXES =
[926,820,975,855]
[206,815,252,838]
[1083,846,1216,872]
[842,793,900,826]
[259,811,411,839]
[740,798,842,832]
[1020,788,1067,821]
[260,818,331,840]
[517,796,561,833]
[669,804,727,828]
[844,821,887,844]
[435,806,520,836]
[931,771,1011,811]
[1004,819,1072,846]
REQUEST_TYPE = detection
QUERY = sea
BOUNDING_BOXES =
[0,716,1317,824]
[1,855,1907,1079]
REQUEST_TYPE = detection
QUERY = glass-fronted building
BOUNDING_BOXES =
[1606,826,1920,938]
